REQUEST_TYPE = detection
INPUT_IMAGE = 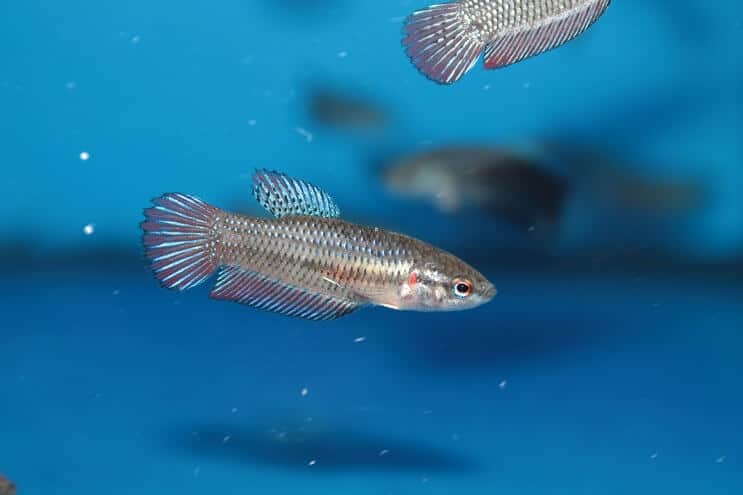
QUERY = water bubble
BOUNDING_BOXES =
[79,151,90,161]
[83,224,95,235]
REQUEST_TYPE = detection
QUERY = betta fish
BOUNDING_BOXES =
[403,0,612,84]
[141,170,495,320]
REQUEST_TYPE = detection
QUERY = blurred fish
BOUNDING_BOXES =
[544,142,707,215]
[309,87,388,132]
[141,170,495,320]
[0,474,15,495]
[383,146,569,231]
[403,0,612,84]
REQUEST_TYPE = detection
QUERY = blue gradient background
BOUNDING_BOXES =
[1,1,741,494]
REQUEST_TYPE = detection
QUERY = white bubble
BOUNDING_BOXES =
[499,379,507,390]
[231,407,239,414]
[83,223,95,235]
[307,459,316,466]
[79,151,90,161]
[379,449,390,457]
[301,387,309,397]
[131,35,141,44]
[222,435,231,444]
[353,336,366,343]
[716,456,726,463]
[650,452,658,460]
[337,51,348,58]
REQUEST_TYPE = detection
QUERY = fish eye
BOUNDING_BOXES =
[452,278,473,298]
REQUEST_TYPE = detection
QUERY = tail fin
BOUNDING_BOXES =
[141,193,220,291]
[402,3,485,85]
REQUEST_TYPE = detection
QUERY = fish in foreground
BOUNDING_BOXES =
[0,474,15,495]
[383,146,568,231]
[141,170,495,320]
[403,0,612,84]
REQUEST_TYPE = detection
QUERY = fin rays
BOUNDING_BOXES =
[483,0,612,69]
[402,3,484,85]
[253,169,341,218]
[210,266,360,321]
[141,193,220,291]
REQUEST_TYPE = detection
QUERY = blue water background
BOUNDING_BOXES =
[1,1,742,494]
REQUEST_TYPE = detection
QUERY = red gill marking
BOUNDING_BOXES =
[408,271,418,287]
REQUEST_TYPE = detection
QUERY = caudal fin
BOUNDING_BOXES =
[141,193,220,291]
[402,3,485,85]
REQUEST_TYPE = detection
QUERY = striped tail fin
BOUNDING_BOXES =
[402,3,485,85]
[483,0,612,70]
[141,193,220,291]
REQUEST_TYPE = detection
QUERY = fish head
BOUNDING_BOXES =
[401,255,496,312]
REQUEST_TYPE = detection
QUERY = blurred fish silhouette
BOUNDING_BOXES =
[309,87,389,133]
[0,474,15,495]
[403,0,612,84]
[544,141,707,215]
[141,170,495,320]
[382,146,569,232]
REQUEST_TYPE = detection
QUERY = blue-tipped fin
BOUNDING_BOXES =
[252,169,341,218]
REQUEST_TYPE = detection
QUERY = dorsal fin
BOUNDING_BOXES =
[252,169,340,218]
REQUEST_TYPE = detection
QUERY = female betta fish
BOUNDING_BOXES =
[403,0,612,84]
[141,170,495,320]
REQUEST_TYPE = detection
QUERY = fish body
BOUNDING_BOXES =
[383,146,568,229]
[142,170,495,320]
[403,0,612,84]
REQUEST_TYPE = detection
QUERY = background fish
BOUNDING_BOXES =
[542,141,708,216]
[141,170,495,320]
[0,474,15,495]
[403,0,612,84]
[308,86,389,132]
[382,146,569,232]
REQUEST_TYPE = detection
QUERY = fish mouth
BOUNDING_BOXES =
[482,283,497,301]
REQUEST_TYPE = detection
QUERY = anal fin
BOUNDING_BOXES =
[209,266,360,321]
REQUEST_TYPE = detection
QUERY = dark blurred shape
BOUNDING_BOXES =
[167,421,475,473]
[0,474,15,495]
[308,86,389,133]
[381,146,569,234]
[544,141,708,216]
